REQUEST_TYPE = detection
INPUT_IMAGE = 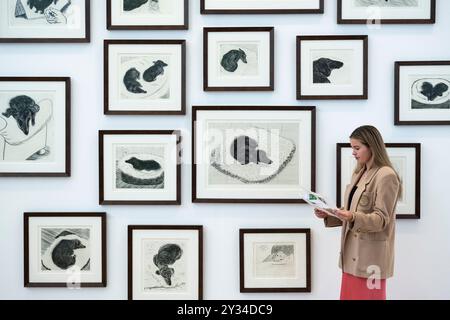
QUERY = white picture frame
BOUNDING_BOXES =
[128,225,203,300]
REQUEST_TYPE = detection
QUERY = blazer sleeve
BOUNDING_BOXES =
[324,215,343,228]
[351,172,400,233]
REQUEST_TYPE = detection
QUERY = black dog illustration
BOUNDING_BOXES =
[153,244,182,286]
[51,231,86,270]
[313,58,344,83]
[143,60,168,82]
[123,0,148,11]
[27,0,57,14]
[125,157,161,171]
[123,68,147,94]
[420,82,449,101]
[230,135,272,165]
[221,49,247,72]
[2,95,40,135]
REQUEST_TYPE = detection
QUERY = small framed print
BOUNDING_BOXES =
[337,143,421,219]
[128,225,203,300]
[24,212,106,288]
[297,35,368,100]
[104,40,186,115]
[0,77,70,177]
[107,0,188,30]
[99,130,181,205]
[0,0,90,43]
[203,27,274,91]
[192,106,315,203]
[201,0,324,14]
[240,229,311,293]
[395,61,450,125]
[338,0,436,25]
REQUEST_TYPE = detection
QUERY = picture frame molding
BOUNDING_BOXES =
[23,212,107,287]
[239,228,311,293]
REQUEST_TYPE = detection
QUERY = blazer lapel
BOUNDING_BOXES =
[349,166,381,213]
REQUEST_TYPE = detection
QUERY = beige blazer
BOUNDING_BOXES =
[325,165,400,279]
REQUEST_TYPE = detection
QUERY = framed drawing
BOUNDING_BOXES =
[395,61,450,125]
[203,27,274,91]
[128,225,203,300]
[240,228,311,292]
[104,40,186,115]
[338,0,436,25]
[0,77,70,177]
[337,143,421,219]
[24,212,106,287]
[297,35,368,100]
[192,106,315,203]
[201,0,324,14]
[0,0,90,43]
[107,0,188,30]
[99,130,181,205]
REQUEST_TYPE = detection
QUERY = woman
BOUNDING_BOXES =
[315,125,401,300]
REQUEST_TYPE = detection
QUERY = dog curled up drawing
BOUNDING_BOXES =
[313,58,344,84]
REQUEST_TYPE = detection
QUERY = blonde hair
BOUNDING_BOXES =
[350,125,402,195]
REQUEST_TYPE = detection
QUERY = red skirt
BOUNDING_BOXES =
[340,272,386,300]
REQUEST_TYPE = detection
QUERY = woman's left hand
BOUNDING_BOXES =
[334,209,354,222]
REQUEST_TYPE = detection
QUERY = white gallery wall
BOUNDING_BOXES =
[1,0,449,299]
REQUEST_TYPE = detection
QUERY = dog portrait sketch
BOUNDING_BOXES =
[142,239,187,292]
[218,43,259,77]
[410,77,450,109]
[313,58,344,83]
[207,123,299,186]
[123,0,160,13]
[115,144,165,189]
[13,0,75,25]
[0,92,53,162]
[254,243,296,278]
[120,55,171,100]
[40,228,90,271]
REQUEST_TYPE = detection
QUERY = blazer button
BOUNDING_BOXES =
[352,258,356,262]
[357,229,361,233]
[354,234,357,238]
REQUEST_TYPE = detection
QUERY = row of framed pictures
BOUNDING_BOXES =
[24,212,311,299]
[0,1,437,42]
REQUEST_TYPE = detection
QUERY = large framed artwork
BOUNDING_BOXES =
[337,143,421,219]
[0,0,90,43]
[297,35,368,100]
[99,130,181,205]
[201,0,324,14]
[104,40,186,115]
[395,61,450,125]
[240,228,311,292]
[107,0,188,30]
[192,106,315,203]
[0,77,70,177]
[203,27,274,91]
[128,225,203,300]
[24,212,106,287]
[338,0,436,25]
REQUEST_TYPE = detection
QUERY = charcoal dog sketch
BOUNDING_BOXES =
[0,92,54,162]
[208,123,299,185]
[411,77,450,109]
[221,49,247,72]
[41,228,90,271]
[120,55,170,100]
[142,239,187,292]
[219,43,258,76]
[13,0,74,25]
[143,60,168,82]
[354,0,419,6]
[153,244,183,286]
[255,243,296,278]
[123,68,147,94]
[123,0,160,12]
[311,50,353,85]
[115,145,165,189]
[313,58,344,83]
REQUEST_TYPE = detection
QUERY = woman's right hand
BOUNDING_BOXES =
[314,208,328,219]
